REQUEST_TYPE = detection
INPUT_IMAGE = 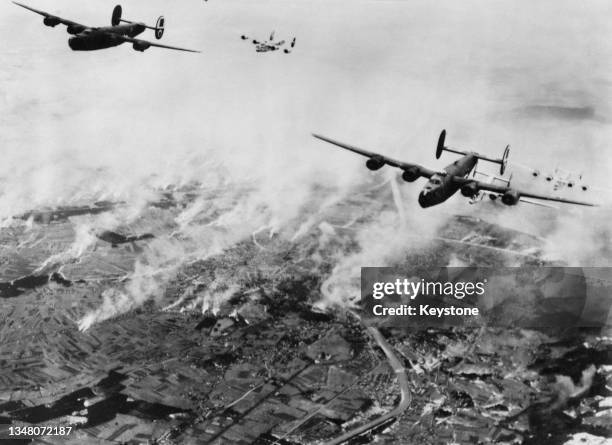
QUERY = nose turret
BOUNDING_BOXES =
[68,36,84,50]
[418,190,435,208]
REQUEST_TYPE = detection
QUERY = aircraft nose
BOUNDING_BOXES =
[68,36,84,51]
[418,191,432,208]
[68,37,79,50]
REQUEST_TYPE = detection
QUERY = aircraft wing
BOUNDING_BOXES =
[312,133,435,178]
[118,36,201,53]
[13,2,87,28]
[519,198,558,209]
[457,177,597,206]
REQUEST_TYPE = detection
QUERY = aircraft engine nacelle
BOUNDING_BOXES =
[66,24,86,35]
[401,167,420,182]
[460,182,479,197]
[365,156,385,171]
[501,190,520,206]
[133,41,151,52]
[43,16,61,27]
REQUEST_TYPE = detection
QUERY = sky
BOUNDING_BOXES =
[0,0,611,266]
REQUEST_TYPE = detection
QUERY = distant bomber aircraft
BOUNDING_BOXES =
[13,3,200,53]
[313,130,596,208]
[241,31,296,54]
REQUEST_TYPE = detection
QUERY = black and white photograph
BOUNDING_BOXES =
[0,1,611,444]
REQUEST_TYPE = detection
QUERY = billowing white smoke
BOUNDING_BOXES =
[78,288,133,332]
[318,173,454,309]
[34,222,98,275]
[541,207,612,266]
[77,170,349,329]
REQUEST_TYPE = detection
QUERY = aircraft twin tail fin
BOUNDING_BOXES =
[436,129,510,175]
[112,4,164,39]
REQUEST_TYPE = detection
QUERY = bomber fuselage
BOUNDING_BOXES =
[68,23,145,51]
[418,154,478,208]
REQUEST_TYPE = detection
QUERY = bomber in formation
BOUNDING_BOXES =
[240,31,296,53]
[313,131,596,209]
[13,3,200,52]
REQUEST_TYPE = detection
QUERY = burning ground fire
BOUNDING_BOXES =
[3,168,434,331]
[75,175,401,330]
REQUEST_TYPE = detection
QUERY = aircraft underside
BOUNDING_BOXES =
[68,33,124,51]
[418,185,458,208]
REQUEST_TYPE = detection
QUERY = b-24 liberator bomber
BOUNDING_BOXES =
[13,3,200,53]
[313,130,597,209]
[241,31,296,54]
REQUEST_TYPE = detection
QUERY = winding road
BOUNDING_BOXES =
[324,320,412,445]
